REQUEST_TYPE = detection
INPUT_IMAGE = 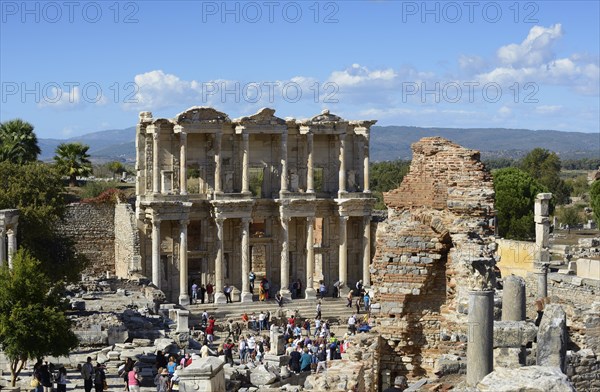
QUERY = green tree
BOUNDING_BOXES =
[494,167,548,240]
[566,175,590,198]
[370,160,411,209]
[54,142,93,187]
[0,162,86,282]
[590,180,600,225]
[0,249,78,386]
[556,205,583,227]
[520,148,572,204]
[107,161,126,179]
[0,119,41,164]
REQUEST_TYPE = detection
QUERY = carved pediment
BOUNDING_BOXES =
[175,107,231,124]
[235,107,286,126]
[309,109,342,123]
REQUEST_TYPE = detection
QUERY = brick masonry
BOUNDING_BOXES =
[56,202,116,276]
[370,137,496,379]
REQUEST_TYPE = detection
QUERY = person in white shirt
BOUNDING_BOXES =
[247,335,257,363]
[258,311,266,331]
[348,315,357,335]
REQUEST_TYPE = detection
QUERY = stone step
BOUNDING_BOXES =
[186,298,360,323]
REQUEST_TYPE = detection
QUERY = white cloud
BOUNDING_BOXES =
[329,63,396,88]
[535,105,562,114]
[497,24,562,67]
[38,85,82,109]
[498,106,512,116]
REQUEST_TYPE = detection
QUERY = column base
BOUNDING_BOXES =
[305,288,317,300]
[241,292,253,303]
[280,289,292,300]
[214,292,227,304]
[178,294,190,306]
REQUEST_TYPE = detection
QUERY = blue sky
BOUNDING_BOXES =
[1,0,599,138]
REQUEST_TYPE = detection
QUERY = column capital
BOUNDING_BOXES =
[180,219,190,227]
[152,132,160,141]
[280,215,291,224]
[338,133,346,141]
[306,216,315,224]
[235,125,247,134]
[241,216,252,224]
[152,215,161,226]
[215,216,225,225]
[339,215,349,223]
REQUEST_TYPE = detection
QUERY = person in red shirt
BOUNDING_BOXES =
[223,339,235,367]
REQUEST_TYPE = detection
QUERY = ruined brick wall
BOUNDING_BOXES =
[370,137,496,379]
[57,203,115,276]
[567,350,600,392]
[114,202,142,278]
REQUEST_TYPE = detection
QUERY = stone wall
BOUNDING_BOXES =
[114,203,142,278]
[567,349,600,392]
[57,203,115,276]
[370,137,496,379]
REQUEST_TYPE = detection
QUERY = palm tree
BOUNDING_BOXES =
[0,119,41,164]
[53,142,93,187]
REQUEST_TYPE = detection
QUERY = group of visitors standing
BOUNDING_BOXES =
[190,281,214,304]
[30,360,67,392]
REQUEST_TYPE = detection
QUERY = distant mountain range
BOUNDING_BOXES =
[38,126,600,163]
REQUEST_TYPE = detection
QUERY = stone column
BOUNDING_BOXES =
[305,217,316,299]
[306,132,314,193]
[179,130,188,195]
[280,132,288,194]
[362,216,371,286]
[363,135,370,192]
[241,217,253,302]
[214,218,226,304]
[535,193,552,249]
[338,215,349,294]
[466,290,494,386]
[241,132,250,194]
[214,132,222,194]
[6,226,17,269]
[338,134,346,194]
[152,132,160,195]
[535,266,548,298]
[0,228,5,267]
[501,275,526,321]
[280,216,291,299]
[151,216,161,289]
[179,220,190,306]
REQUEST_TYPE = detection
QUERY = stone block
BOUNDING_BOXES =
[537,304,568,372]
[493,347,525,368]
[132,338,152,347]
[493,320,537,348]
[107,351,121,361]
[477,366,575,391]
